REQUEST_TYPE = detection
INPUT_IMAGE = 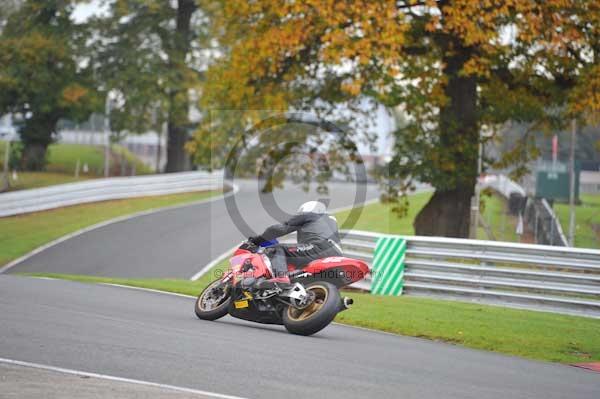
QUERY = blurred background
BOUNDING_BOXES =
[1,0,599,249]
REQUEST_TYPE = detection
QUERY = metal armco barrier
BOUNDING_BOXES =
[341,230,600,318]
[0,171,223,217]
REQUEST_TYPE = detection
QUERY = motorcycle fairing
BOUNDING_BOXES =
[227,284,283,325]
[301,256,370,286]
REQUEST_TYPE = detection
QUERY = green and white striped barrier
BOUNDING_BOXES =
[371,236,406,296]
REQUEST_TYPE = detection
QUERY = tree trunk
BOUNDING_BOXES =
[414,38,478,237]
[21,142,50,171]
[164,0,196,173]
[165,121,191,172]
[19,114,58,171]
[414,188,473,237]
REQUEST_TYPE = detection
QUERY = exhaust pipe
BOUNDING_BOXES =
[341,296,354,310]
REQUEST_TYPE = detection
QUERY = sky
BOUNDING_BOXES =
[72,0,109,23]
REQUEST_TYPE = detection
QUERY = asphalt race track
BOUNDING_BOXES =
[1,276,599,399]
[7,179,380,278]
[2,180,599,398]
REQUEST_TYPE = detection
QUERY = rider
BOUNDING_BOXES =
[248,200,343,288]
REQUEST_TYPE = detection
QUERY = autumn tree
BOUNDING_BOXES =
[90,0,209,172]
[0,0,97,170]
[190,0,599,237]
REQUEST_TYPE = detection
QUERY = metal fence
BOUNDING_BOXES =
[340,230,600,318]
[481,173,569,247]
[524,198,569,246]
[0,171,223,217]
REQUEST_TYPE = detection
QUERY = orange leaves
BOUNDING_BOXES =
[462,56,491,78]
[202,0,597,133]
[568,64,600,125]
[205,0,409,111]
[61,84,88,105]
[341,79,363,96]
[319,0,407,66]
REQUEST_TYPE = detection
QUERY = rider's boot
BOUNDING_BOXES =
[255,268,313,290]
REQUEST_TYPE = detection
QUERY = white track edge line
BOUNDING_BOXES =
[0,184,239,275]
[0,357,248,399]
[189,244,241,281]
[25,276,197,298]
[101,283,196,298]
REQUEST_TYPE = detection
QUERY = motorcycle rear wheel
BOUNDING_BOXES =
[282,281,340,336]
[195,280,231,321]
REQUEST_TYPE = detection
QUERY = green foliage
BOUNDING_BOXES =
[0,140,24,170]
[0,1,99,170]
[88,0,207,171]
[110,145,153,175]
[192,1,599,236]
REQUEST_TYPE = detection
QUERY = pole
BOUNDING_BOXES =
[2,137,10,188]
[469,136,484,239]
[568,119,577,246]
[3,138,9,174]
[551,134,558,166]
[104,95,111,178]
[156,121,164,173]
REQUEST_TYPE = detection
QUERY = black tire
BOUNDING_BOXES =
[282,281,340,336]
[194,280,231,321]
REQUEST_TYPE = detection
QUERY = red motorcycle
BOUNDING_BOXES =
[195,240,369,336]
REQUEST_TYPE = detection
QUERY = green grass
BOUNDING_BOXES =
[335,291,600,363]
[555,194,600,249]
[110,144,153,175]
[0,140,11,164]
[478,194,520,242]
[1,141,153,192]
[334,191,432,234]
[7,185,599,363]
[46,143,152,176]
[3,171,91,191]
[45,143,105,175]
[21,271,600,364]
[0,190,217,266]
[1,141,152,183]
[335,191,524,243]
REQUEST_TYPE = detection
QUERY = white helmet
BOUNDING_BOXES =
[297,200,327,214]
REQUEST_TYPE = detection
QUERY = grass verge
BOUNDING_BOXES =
[555,194,600,249]
[334,191,432,234]
[0,190,217,266]
[21,271,600,364]
[1,142,152,191]
[478,193,520,242]
[2,171,91,191]
[46,143,152,176]
[335,191,527,244]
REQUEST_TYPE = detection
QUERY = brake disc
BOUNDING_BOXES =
[292,290,316,309]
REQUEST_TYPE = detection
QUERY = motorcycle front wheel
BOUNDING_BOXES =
[282,281,340,336]
[194,279,231,321]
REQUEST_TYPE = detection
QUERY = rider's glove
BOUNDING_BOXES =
[248,235,266,245]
